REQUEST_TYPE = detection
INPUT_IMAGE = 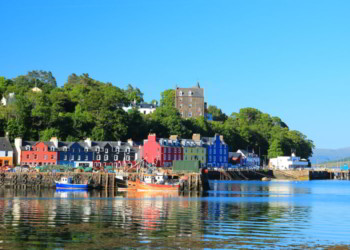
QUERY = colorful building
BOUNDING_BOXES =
[0,137,13,167]
[143,134,183,167]
[181,137,207,167]
[199,134,229,168]
[55,138,93,167]
[16,139,58,167]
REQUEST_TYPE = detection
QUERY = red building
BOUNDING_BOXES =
[20,141,58,166]
[143,134,183,167]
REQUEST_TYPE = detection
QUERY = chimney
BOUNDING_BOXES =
[50,137,58,148]
[127,139,133,146]
[169,135,179,140]
[85,138,92,147]
[148,134,157,142]
[14,137,23,165]
[192,134,201,141]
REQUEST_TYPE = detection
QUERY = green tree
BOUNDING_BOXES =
[207,105,227,122]
[160,89,175,107]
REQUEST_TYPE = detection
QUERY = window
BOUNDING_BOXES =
[114,155,118,161]
[209,156,212,162]
[44,155,48,160]
[164,148,167,153]
[189,104,192,108]
[115,147,119,153]
[51,155,54,160]
[84,147,88,152]
[85,155,88,161]
[97,155,101,160]
[34,154,37,160]
[126,155,130,161]
[78,155,81,161]
[104,155,108,161]
[51,147,55,151]
[188,91,193,96]
[126,148,130,153]
[96,147,100,152]
[26,146,31,151]
[63,147,67,152]
[164,154,167,161]
[188,112,192,117]
[189,98,192,102]
[26,155,29,159]
[179,91,183,96]
[105,148,108,153]
[71,155,74,161]
[64,155,67,161]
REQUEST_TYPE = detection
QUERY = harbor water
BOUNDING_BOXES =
[0,180,350,249]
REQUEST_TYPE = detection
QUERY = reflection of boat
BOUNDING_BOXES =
[54,189,89,198]
[128,179,179,192]
[55,177,91,190]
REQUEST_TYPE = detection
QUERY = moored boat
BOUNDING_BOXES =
[128,179,180,192]
[55,176,91,190]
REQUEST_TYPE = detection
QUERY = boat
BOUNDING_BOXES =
[128,173,180,192]
[55,176,91,190]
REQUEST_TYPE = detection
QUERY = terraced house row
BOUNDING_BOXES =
[14,137,139,167]
[142,133,229,168]
[5,133,228,168]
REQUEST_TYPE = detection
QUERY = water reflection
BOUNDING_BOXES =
[0,181,349,249]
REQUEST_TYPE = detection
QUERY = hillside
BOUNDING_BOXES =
[310,147,350,164]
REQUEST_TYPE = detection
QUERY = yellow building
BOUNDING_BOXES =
[181,139,207,167]
[0,137,13,167]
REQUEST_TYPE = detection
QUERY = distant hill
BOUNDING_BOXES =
[310,147,350,164]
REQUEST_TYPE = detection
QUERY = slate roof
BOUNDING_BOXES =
[0,137,13,151]
[181,139,202,147]
[20,141,55,150]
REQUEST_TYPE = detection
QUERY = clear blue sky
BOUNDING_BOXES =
[1,0,349,149]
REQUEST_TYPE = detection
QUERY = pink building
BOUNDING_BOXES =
[143,134,183,167]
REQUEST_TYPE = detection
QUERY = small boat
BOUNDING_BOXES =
[55,176,91,190]
[128,173,180,192]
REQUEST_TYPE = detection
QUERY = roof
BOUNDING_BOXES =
[0,137,12,151]
[181,139,202,147]
[20,141,55,150]
[229,152,241,158]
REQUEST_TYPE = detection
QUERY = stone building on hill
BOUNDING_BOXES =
[175,83,206,119]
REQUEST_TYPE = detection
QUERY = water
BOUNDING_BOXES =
[0,180,350,249]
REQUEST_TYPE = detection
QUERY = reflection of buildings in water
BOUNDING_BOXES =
[12,198,20,227]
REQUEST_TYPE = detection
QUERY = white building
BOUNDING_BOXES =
[269,153,309,170]
[122,102,157,115]
[1,92,15,106]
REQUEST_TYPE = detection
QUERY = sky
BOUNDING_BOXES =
[1,0,349,149]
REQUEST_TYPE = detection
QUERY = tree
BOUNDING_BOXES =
[207,105,227,122]
[160,89,175,107]
[27,70,57,87]
[124,84,144,104]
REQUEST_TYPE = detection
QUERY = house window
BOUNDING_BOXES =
[44,155,48,160]
[85,155,88,161]
[96,147,100,152]
[164,154,167,161]
[51,155,54,160]
[188,112,192,117]
[34,154,37,160]
[78,155,81,161]
[51,147,55,151]
[71,155,74,161]
[114,155,118,161]
[105,148,108,153]
[189,104,192,108]
[84,147,88,152]
[64,155,67,160]
[26,155,29,159]
[179,91,183,96]
[188,91,193,96]
[126,148,130,153]
[63,147,67,152]
[104,155,108,161]
[126,155,130,161]
[26,146,31,151]
[97,155,101,160]
[164,148,167,153]
[209,156,212,162]
[115,147,119,153]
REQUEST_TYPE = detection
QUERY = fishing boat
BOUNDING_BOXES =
[128,173,180,192]
[55,176,91,190]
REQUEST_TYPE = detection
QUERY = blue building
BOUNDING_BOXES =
[57,141,94,167]
[202,134,229,168]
